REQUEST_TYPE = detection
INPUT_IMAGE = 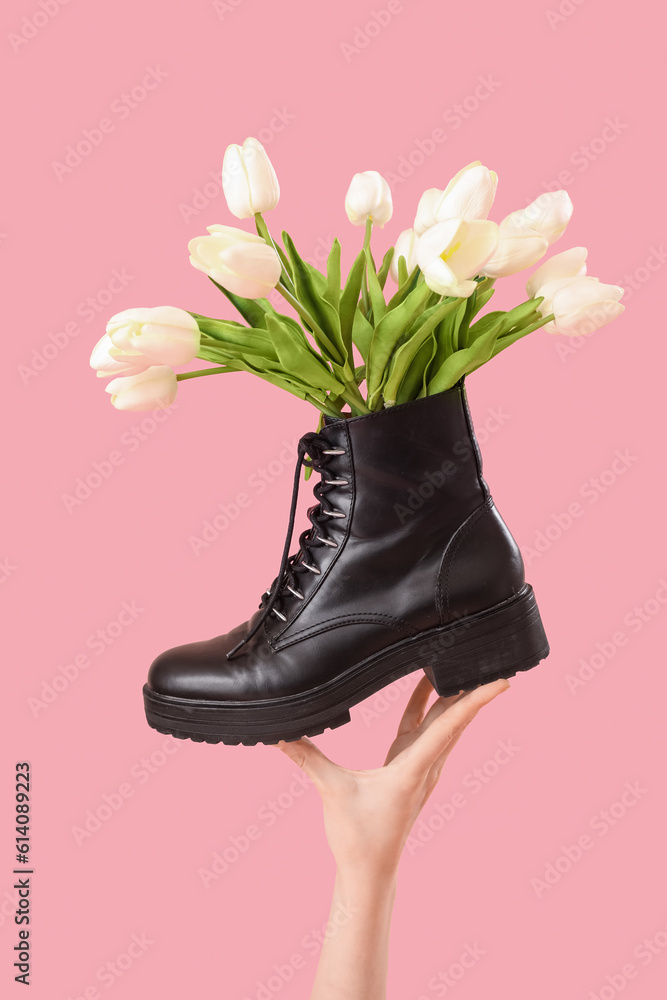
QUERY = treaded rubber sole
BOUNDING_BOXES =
[143,583,549,746]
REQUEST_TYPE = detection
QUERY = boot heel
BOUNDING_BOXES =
[423,584,549,697]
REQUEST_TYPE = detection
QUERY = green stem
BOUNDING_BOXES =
[199,334,232,348]
[255,213,296,297]
[176,365,236,380]
[497,311,555,340]
[361,217,373,319]
[340,382,369,414]
[309,398,344,418]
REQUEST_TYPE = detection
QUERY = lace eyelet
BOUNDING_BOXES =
[287,585,304,600]
[323,509,345,518]
[271,608,287,622]
[303,562,321,575]
[315,533,337,548]
[324,478,349,486]
[322,448,346,455]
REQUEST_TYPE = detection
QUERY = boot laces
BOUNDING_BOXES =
[226,432,347,659]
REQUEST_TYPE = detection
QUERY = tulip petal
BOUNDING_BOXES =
[435,164,497,222]
[414,188,444,235]
[415,219,463,271]
[526,246,588,299]
[389,228,419,283]
[446,219,500,278]
[547,278,624,335]
[345,171,393,226]
[504,190,573,246]
[242,137,280,215]
[205,225,265,245]
[90,333,150,377]
[222,138,280,219]
[554,300,625,336]
[482,227,549,278]
[423,258,467,296]
[105,365,177,412]
[130,323,200,366]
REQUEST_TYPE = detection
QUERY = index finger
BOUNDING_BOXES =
[402,678,510,776]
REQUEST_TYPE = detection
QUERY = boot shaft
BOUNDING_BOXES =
[267,377,524,646]
[322,378,489,541]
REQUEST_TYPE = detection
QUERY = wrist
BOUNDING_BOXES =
[333,863,399,904]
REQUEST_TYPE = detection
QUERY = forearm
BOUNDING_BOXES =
[310,865,398,1000]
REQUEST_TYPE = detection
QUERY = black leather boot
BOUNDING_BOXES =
[144,377,549,745]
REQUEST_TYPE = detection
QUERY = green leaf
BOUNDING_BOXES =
[426,318,503,395]
[281,231,346,366]
[466,310,507,344]
[398,334,438,405]
[456,289,482,351]
[205,279,275,329]
[264,314,346,394]
[386,267,421,312]
[365,248,387,325]
[340,250,367,357]
[420,333,439,398]
[424,300,466,383]
[324,239,342,312]
[366,281,431,400]
[352,308,373,362]
[381,299,460,406]
[504,296,543,326]
[483,314,550,367]
[254,214,293,285]
[397,255,408,287]
[470,286,495,318]
[467,297,543,351]
[376,247,395,290]
[194,315,277,355]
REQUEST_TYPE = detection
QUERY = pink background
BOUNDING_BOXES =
[3,1,666,997]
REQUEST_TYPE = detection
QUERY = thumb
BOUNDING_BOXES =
[275,737,336,785]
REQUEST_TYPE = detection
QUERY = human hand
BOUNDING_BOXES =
[276,676,510,878]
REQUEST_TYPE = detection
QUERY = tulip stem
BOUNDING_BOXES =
[361,217,373,319]
[340,382,369,414]
[255,213,296,297]
[176,366,236,380]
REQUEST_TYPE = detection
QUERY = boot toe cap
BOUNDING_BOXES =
[146,638,231,700]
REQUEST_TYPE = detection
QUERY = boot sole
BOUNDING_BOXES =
[143,583,549,746]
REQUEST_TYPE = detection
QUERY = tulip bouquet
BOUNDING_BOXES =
[91,137,624,416]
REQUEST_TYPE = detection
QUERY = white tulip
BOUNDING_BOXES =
[526,246,588,299]
[389,228,419,283]
[189,225,282,299]
[538,277,624,335]
[90,333,150,378]
[416,218,499,298]
[480,217,549,278]
[105,365,178,411]
[503,190,573,246]
[345,171,393,227]
[413,188,442,236]
[105,306,200,367]
[414,162,497,235]
[222,137,280,219]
